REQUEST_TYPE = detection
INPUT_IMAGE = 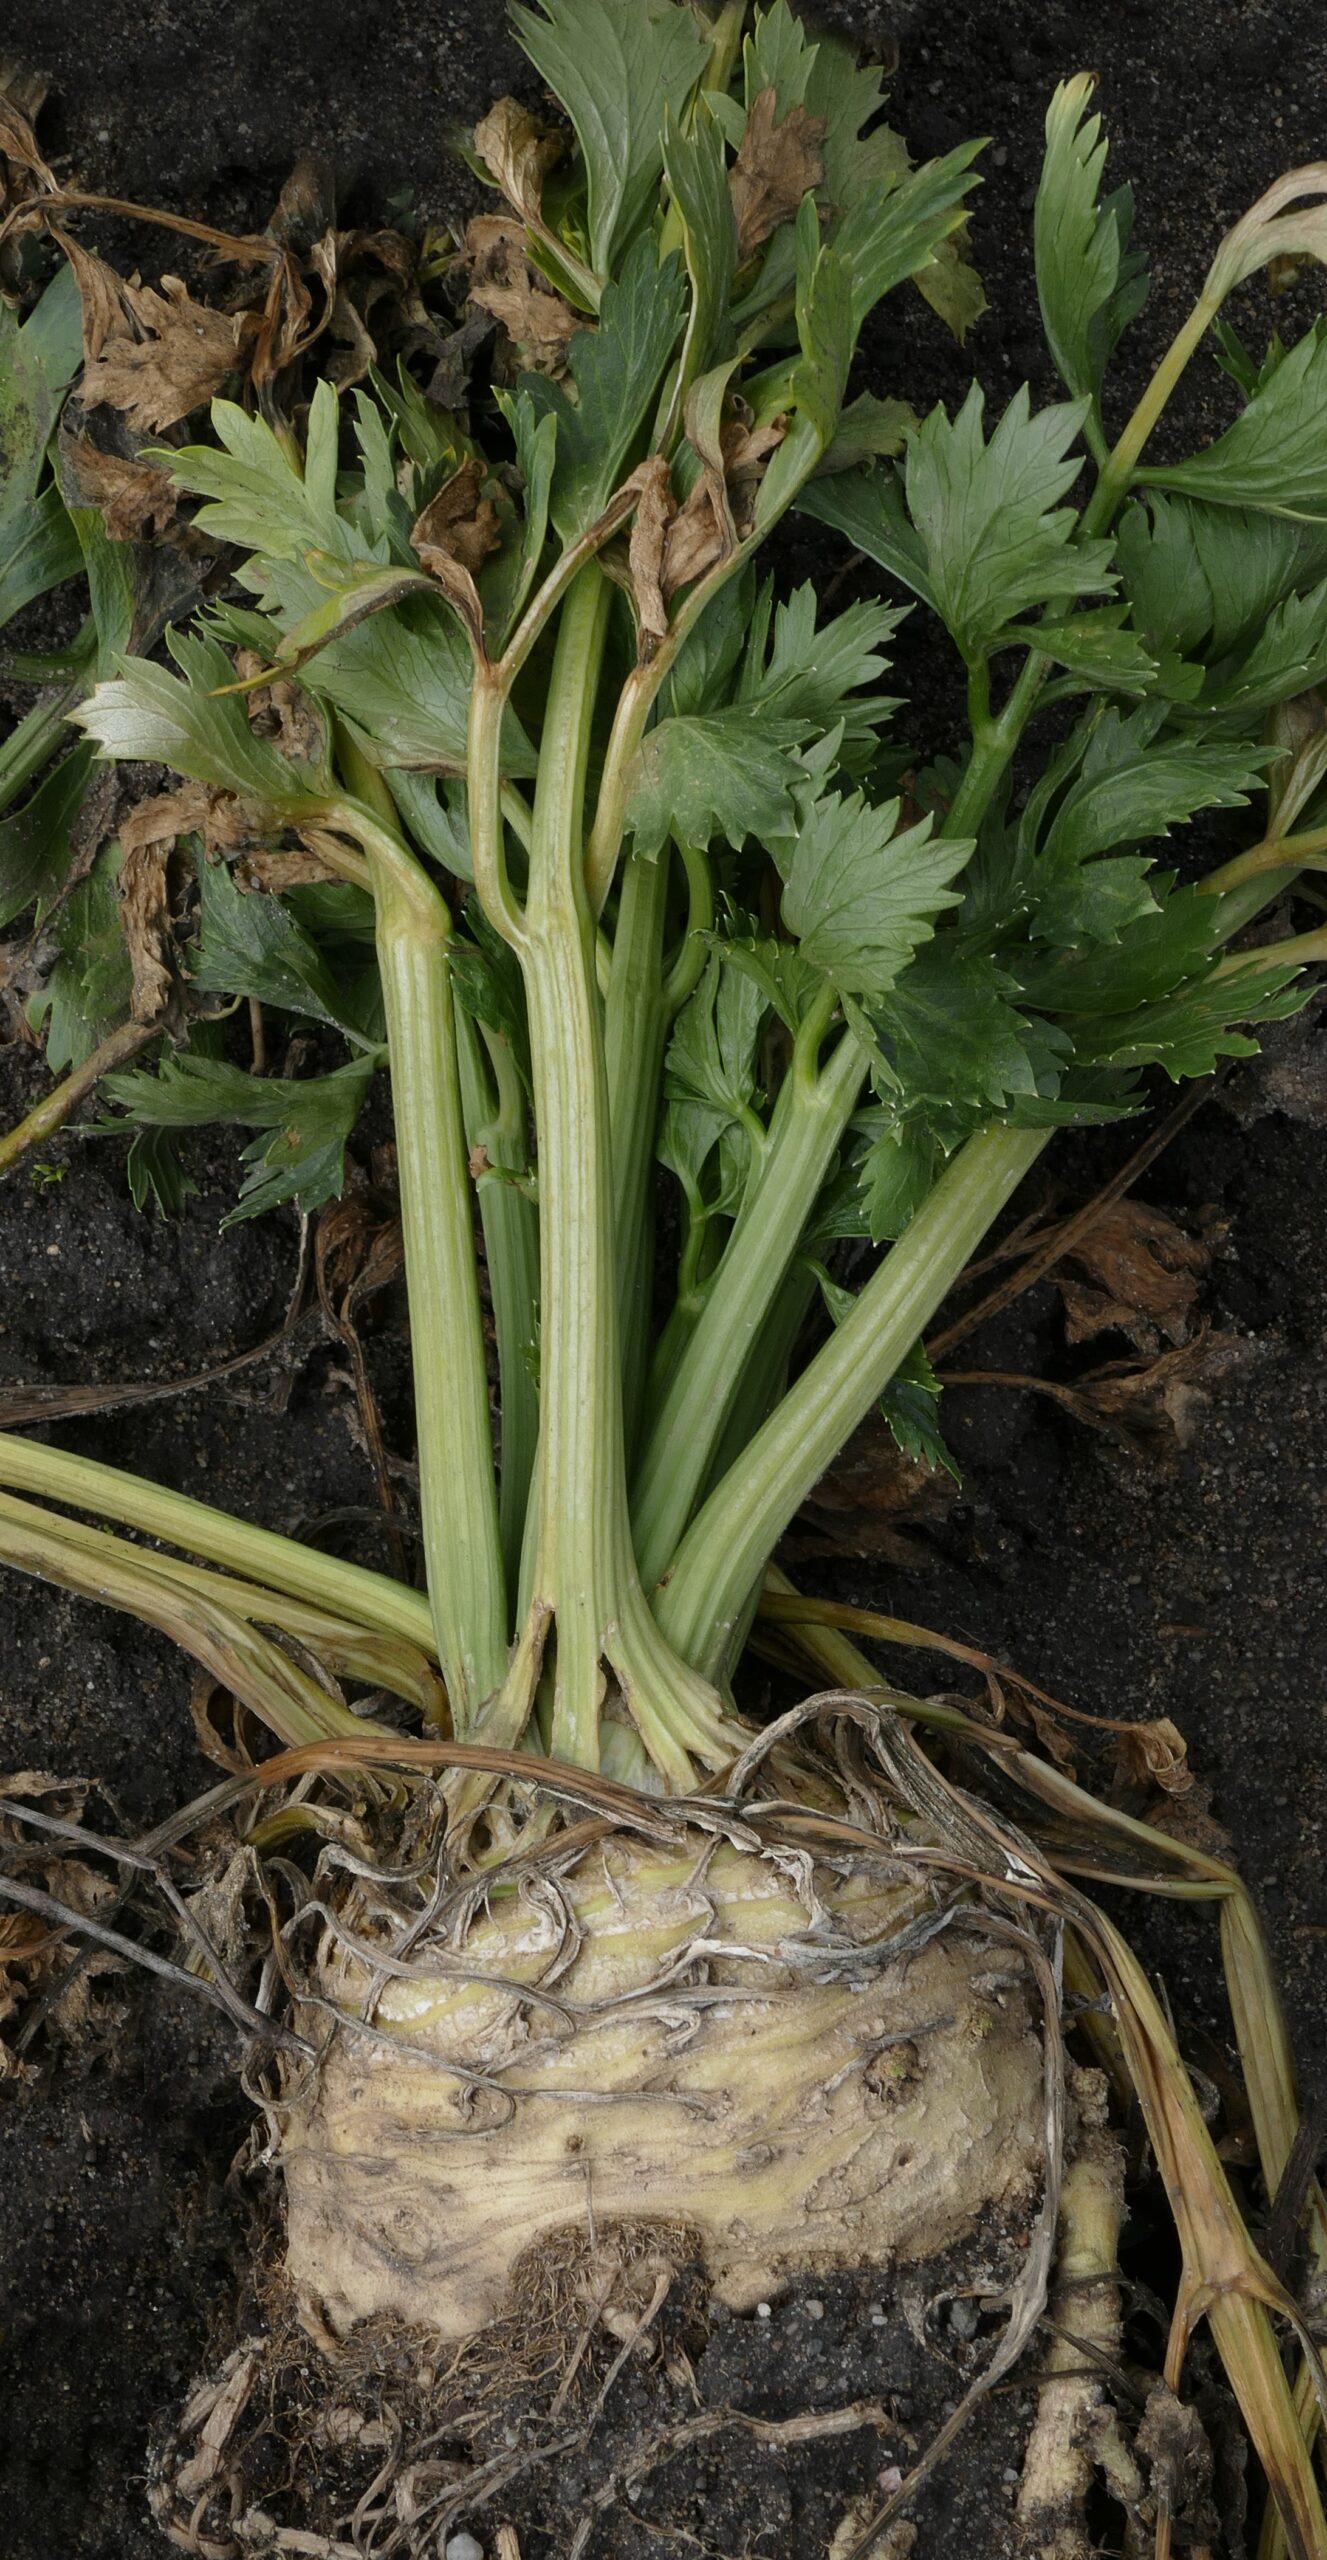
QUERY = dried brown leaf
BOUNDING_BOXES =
[1058,1199,1208,1351]
[53,227,126,366]
[119,833,175,1023]
[58,431,178,541]
[729,88,825,261]
[81,272,257,432]
[473,95,563,221]
[0,89,56,191]
[627,454,674,658]
[784,1412,957,1568]
[410,457,500,648]
[1066,1329,1256,1455]
[1114,1715,1194,1800]
[463,213,582,370]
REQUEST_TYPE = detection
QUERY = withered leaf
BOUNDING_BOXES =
[463,214,583,371]
[729,88,825,262]
[0,89,56,191]
[784,1410,957,1569]
[81,272,257,433]
[473,95,563,222]
[119,783,243,1024]
[1113,1714,1194,1800]
[1058,1199,1208,1351]
[58,431,178,542]
[1060,1328,1256,1457]
[660,400,784,598]
[118,833,175,1023]
[53,227,125,366]
[411,458,500,647]
[234,654,328,767]
[627,454,674,659]
[235,847,342,894]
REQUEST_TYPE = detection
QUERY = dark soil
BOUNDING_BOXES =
[3,2,1327,2555]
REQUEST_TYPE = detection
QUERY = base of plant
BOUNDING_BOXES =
[275,1827,1044,2346]
[146,2216,1045,2558]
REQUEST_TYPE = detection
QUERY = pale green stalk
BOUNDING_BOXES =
[366,839,508,1721]
[0,1430,435,1647]
[655,1124,1047,1679]
[632,1009,867,1588]
[455,1006,540,1595]
[604,845,674,1460]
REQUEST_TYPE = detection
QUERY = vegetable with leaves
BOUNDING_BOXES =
[2,13,1327,2550]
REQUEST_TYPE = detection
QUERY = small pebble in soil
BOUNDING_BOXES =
[756,2301,772,2319]
[445,2535,484,2560]
[805,2298,824,2319]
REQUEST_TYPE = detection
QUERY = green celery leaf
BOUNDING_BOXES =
[510,0,708,278]
[904,382,1115,662]
[521,236,686,539]
[879,946,1071,1110]
[0,744,95,930]
[1017,874,1222,1014]
[857,1111,940,1241]
[720,925,827,1033]
[1024,610,1156,691]
[1138,318,1327,520]
[162,383,350,560]
[1117,489,1327,678]
[663,564,754,716]
[1035,703,1267,869]
[72,627,330,804]
[0,267,85,632]
[124,1124,197,1217]
[191,856,375,1040]
[30,844,133,1074]
[103,1048,376,1222]
[281,579,496,773]
[782,790,970,996]
[1201,575,1327,721]
[386,767,473,875]
[880,1338,959,1480]
[835,142,985,336]
[1072,956,1308,1080]
[815,392,916,476]
[0,482,83,633]
[795,465,936,609]
[665,949,765,1125]
[491,387,558,640]
[742,581,906,755]
[1035,76,1148,423]
[624,705,806,857]
[661,101,736,384]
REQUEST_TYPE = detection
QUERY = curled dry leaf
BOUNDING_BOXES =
[1058,1198,1208,1351]
[235,848,342,893]
[118,832,175,1023]
[783,1410,957,1569]
[626,453,674,658]
[69,252,259,432]
[462,213,583,372]
[473,94,564,222]
[58,429,178,542]
[1113,1714,1194,1800]
[119,782,259,1023]
[0,87,56,200]
[661,394,785,598]
[410,457,501,647]
[729,87,826,261]
[1062,1328,1257,1455]
[234,651,328,767]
